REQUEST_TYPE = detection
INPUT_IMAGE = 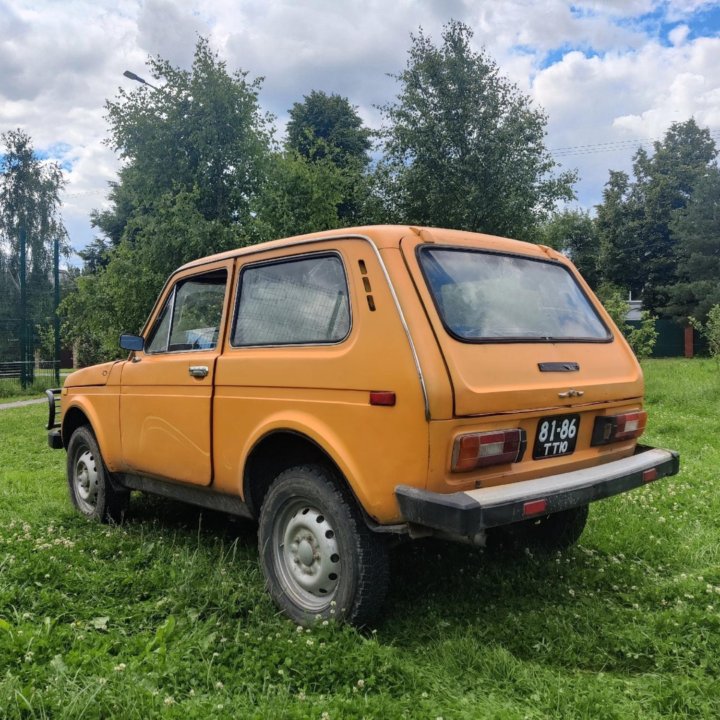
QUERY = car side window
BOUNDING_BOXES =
[232,254,350,346]
[145,269,227,353]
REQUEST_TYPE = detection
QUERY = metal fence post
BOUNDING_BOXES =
[19,224,27,388]
[54,234,61,384]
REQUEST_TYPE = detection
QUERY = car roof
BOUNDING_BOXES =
[176,225,559,273]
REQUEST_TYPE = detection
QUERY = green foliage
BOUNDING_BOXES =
[378,21,576,239]
[64,190,239,360]
[253,150,347,241]
[286,90,371,169]
[665,168,720,323]
[99,37,271,234]
[597,283,658,359]
[0,130,68,361]
[690,304,720,364]
[3,363,720,717]
[284,92,375,225]
[537,209,600,288]
[596,119,717,315]
[62,40,271,362]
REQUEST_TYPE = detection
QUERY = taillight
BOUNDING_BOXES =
[591,410,647,446]
[451,429,526,472]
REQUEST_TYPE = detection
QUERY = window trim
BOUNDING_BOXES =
[144,268,229,355]
[229,250,353,349]
[416,244,613,345]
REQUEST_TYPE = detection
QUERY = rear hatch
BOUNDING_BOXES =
[399,231,643,418]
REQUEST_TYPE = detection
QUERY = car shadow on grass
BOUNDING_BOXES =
[120,491,259,547]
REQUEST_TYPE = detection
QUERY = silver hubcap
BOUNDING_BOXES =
[74,449,99,512]
[273,501,341,611]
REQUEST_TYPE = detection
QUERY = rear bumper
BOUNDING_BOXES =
[395,445,679,536]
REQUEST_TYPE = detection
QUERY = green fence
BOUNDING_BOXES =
[626,319,706,357]
[0,360,67,398]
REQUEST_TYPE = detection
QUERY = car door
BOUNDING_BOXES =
[119,261,233,486]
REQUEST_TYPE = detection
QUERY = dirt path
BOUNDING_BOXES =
[0,398,46,411]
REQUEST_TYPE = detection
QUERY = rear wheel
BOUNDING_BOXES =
[490,504,589,553]
[258,464,389,626]
[67,426,129,523]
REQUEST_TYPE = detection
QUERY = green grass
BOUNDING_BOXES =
[1,358,719,718]
[0,375,66,402]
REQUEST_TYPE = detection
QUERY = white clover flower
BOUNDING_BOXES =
[113,663,126,672]
[164,696,175,706]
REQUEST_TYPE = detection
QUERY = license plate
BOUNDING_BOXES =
[533,413,580,459]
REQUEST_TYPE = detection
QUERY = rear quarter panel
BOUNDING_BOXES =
[212,237,429,523]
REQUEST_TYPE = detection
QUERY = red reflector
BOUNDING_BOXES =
[523,499,548,517]
[369,391,396,406]
[642,468,658,483]
[451,429,523,472]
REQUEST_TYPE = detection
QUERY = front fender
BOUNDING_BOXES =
[61,391,122,472]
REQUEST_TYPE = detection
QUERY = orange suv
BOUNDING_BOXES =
[47,225,679,624]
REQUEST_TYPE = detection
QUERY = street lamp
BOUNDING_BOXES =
[123,70,159,90]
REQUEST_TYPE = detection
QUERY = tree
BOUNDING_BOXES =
[62,38,273,360]
[596,170,644,296]
[286,90,371,168]
[285,91,375,225]
[377,21,576,239]
[538,209,600,288]
[664,168,720,322]
[0,129,67,366]
[254,150,348,240]
[596,283,657,360]
[596,119,717,314]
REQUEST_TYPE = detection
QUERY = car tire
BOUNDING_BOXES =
[258,464,389,626]
[67,425,129,523]
[490,504,589,553]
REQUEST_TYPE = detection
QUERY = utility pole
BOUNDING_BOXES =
[54,234,61,385]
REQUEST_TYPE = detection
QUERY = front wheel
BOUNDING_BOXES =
[67,426,129,523]
[258,464,389,626]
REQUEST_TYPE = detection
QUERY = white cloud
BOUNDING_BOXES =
[669,23,691,46]
[1,0,719,254]
[533,35,720,206]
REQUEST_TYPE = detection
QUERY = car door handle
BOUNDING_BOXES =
[189,365,209,378]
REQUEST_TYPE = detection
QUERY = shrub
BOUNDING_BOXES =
[597,283,658,360]
[690,304,720,364]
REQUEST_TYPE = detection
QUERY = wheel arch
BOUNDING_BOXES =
[61,405,92,449]
[60,399,117,468]
[243,429,360,520]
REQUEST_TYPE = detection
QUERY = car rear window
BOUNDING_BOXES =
[418,247,610,343]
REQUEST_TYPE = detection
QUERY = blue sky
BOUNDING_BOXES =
[2,0,720,257]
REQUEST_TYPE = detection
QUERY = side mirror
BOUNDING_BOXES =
[120,333,145,352]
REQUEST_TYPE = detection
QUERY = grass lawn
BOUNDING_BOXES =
[1,358,719,719]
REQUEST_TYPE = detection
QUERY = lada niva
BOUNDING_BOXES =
[47,225,679,624]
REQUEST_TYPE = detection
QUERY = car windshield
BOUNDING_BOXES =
[418,247,610,342]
